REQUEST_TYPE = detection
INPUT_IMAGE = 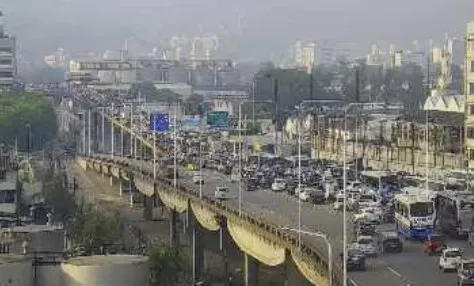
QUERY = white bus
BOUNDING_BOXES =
[394,194,435,240]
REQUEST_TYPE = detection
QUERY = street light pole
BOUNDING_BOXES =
[239,101,243,216]
[173,103,178,189]
[298,117,302,249]
[111,103,115,158]
[282,228,332,286]
[199,138,203,198]
[342,113,348,286]
[130,102,133,156]
[101,107,105,153]
[88,110,91,156]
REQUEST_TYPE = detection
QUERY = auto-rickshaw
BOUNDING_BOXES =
[423,234,446,255]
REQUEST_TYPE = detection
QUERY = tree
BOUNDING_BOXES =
[67,206,121,254]
[0,92,57,151]
[184,94,204,115]
[42,169,76,224]
[149,243,188,286]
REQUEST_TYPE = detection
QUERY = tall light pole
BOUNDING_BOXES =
[130,102,134,156]
[281,228,332,286]
[88,110,91,156]
[101,107,105,153]
[238,101,243,216]
[199,138,203,198]
[173,103,178,189]
[297,116,302,249]
[111,103,115,158]
[342,114,347,286]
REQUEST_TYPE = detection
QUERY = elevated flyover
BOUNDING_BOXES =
[79,154,337,286]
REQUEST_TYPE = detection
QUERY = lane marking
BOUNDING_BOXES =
[386,266,402,277]
[349,278,358,286]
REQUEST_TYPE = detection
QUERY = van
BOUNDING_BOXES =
[215,187,232,200]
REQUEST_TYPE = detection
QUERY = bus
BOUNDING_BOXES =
[435,191,474,238]
[394,194,435,240]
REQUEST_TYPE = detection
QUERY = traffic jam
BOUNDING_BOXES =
[177,132,474,285]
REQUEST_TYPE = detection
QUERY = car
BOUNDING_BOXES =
[353,208,381,224]
[457,259,474,285]
[333,194,345,211]
[346,248,366,271]
[215,187,232,200]
[352,235,377,257]
[192,174,204,184]
[423,234,446,255]
[271,178,286,192]
[377,231,403,253]
[439,248,462,272]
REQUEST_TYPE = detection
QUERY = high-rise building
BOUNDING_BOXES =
[463,21,474,168]
[294,41,315,73]
[0,11,16,89]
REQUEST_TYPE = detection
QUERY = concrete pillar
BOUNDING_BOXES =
[143,195,153,220]
[192,223,204,284]
[109,176,113,186]
[169,208,178,248]
[244,252,259,286]
[119,180,123,197]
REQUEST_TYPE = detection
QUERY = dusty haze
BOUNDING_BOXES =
[1,0,473,61]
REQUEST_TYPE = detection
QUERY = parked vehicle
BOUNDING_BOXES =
[423,234,447,255]
[438,248,462,272]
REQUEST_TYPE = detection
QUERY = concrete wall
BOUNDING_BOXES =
[0,256,32,286]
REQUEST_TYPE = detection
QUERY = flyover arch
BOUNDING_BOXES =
[81,155,336,286]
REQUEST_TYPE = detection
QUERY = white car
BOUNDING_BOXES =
[192,174,204,184]
[439,248,462,272]
[215,187,232,200]
[333,194,345,211]
[353,235,377,257]
[271,179,286,192]
[353,208,381,224]
[299,190,311,202]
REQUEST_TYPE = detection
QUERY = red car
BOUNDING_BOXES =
[423,234,446,255]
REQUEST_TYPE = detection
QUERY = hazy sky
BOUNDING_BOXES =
[1,0,474,61]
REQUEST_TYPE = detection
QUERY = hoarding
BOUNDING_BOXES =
[150,113,170,132]
[182,115,201,131]
[206,111,229,129]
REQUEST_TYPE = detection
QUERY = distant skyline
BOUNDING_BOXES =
[1,0,474,62]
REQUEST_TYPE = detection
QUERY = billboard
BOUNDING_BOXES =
[207,111,229,129]
[150,113,170,132]
[182,115,201,131]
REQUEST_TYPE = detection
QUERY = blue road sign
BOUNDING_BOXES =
[150,113,170,132]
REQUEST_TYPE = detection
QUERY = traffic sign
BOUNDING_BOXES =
[150,113,170,132]
[207,111,229,129]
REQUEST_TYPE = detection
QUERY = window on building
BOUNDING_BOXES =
[470,83,474,95]
[470,149,474,160]
[0,59,11,65]
[471,61,474,72]
[469,104,474,115]
[0,47,12,53]
[469,40,474,52]
[0,72,12,78]
[468,127,474,139]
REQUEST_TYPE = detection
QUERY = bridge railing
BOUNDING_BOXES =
[86,154,346,286]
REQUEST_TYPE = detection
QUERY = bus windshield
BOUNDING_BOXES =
[410,202,434,217]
